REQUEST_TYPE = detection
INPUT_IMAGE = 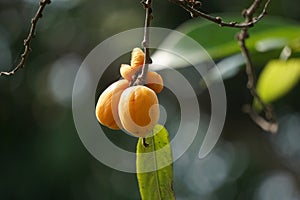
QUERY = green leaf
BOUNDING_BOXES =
[254,58,300,110]
[136,124,175,200]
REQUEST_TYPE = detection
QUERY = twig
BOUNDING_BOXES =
[140,0,152,80]
[0,0,51,77]
[243,105,278,133]
[168,0,270,28]
[131,0,153,87]
[170,0,277,132]
[236,0,277,132]
[142,138,150,147]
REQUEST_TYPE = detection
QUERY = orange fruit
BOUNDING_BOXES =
[120,64,141,81]
[146,71,164,93]
[118,85,159,137]
[95,79,129,130]
[130,48,145,68]
[120,48,145,81]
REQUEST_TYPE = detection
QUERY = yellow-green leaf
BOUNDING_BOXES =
[254,58,300,110]
[136,124,175,200]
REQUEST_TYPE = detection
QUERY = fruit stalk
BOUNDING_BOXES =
[132,0,153,87]
[140,0,153,146]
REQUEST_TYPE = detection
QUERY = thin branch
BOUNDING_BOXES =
[243,105,278,133]
[170,0,277,133]
[0,0,51,77]
[140,0,153,80]
[168,0,270,28]
[236,0,277,132]
[132,0,153,86]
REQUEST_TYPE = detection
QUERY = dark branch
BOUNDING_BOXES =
[243,105,278,133]
[170,0,277,133]
[140,0,152,82]
[236,0,277,132]
[0,0,51,77]
[168,0,270,28]
[131,0,153,87]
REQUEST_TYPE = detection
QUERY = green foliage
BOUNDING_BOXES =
[136,124,175,200]
[254,58,300,110]
[154,15,300,113]
[178,17,300,60]
[154,15,300,74]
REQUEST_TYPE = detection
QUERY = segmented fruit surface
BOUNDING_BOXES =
[120,64,141,81]
[146,71,164,93]
[95,79,129,130]
[131,48,145,68]
[118,85,159,137]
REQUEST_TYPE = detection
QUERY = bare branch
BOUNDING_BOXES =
[169,0,277,132]
[236,0,277,132]
[131,0,153,87]
[0,0,51,77]
[168,0,270,28]
[243,105,278,133]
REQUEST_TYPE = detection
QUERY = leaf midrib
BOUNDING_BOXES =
[151,134,162,200]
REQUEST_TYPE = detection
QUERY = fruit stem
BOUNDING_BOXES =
[132,0,153,87]
[142,137,149,147]
[141,0,153,73]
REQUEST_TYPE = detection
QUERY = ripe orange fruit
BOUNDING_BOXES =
[120,64,141,81]
[146,71,164,93]
[120,48,145,81]
[118,85,159,137]
[95,79,129,130]
[131,48,145,68]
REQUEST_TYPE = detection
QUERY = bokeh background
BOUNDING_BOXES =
[1,0,300,199]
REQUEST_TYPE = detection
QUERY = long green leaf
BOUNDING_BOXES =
[254,58,300,110]
[136,124,175,200]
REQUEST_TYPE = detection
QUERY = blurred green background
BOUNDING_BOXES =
[1,0,300,199]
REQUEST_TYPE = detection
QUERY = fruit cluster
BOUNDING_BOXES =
[95,48,163,137]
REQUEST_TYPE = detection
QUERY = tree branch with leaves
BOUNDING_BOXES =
[169,0,278,133]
